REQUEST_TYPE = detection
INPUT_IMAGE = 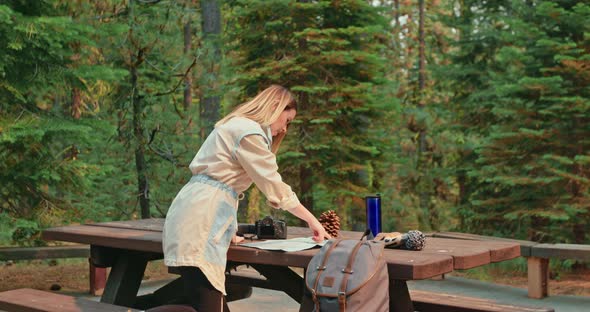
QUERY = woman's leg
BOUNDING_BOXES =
[179,266,229,312]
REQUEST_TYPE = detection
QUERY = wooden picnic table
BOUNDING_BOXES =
[41,218,520,312]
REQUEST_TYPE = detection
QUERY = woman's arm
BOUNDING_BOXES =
[288,204,331,242]
[234,134,330,242]
[232,204,329,244]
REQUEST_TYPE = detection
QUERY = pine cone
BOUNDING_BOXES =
[319,210,341,238]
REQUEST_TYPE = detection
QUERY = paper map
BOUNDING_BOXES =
[240,237,327,252]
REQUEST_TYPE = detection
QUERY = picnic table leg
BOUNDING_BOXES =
[528,256,549,299]
[250,263,304,303]
[389,278,414,312]
[89,258,107,296]
[100,250,149,307]
[134,277,187,309]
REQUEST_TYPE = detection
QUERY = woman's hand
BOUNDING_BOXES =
[288,204,332,243]
[231,234,245,245]
[308,218,331,243]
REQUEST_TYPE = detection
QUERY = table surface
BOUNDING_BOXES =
[41,218,520,281]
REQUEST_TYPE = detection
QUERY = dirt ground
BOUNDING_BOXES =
[1,259,589,297]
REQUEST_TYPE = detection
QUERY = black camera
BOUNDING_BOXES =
[238,216,287,239]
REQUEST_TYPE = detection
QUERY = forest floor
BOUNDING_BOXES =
[0,259,589,297]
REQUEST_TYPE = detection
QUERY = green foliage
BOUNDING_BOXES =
[0,0,588,247]
[0,114,97,219]
[11,218,45,247]
[448,0,590,243]
[0,212,14,245]
[227,0,393,228]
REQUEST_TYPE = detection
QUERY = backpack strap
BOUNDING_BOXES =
[338,240,365,312]
[311,239,342,310]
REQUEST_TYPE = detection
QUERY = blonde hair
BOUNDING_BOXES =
[216,85,297,153]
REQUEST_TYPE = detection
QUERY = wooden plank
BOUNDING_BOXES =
[100,251,149,307]
[250,264,304,303]
[228,244,454,280]
[431,238,520,263]
[385,252,454,280]
[431,231,537,257]
[411,289,554,312]
[342,229,520,269]
[0,288,140,312]
[43,223,454,281]
[278,227,455,279]
[89,260,107,296]
[531,243,590,261]
[528,257,549,299]
[389,279,414,312]
[133,277,186,309]
[42,225,164,254]
[87,218,164,232]
[227,273,272,289]
[419,238,491,269]
[0,246,89,261]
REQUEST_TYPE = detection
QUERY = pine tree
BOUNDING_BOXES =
[227,0,391,228]
[375,0,457,232]
[449,1,590,242]
[0,1,114,225]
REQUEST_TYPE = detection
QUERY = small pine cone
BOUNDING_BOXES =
[319,210,341,238]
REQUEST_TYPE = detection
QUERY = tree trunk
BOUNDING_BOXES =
[71,87,81,119]
[572,143,586,244]
[199,0,222,140]
[183,20,192,111]
[131,51,150,219]
[418,0,426,92]
[300,165,314,212]
[457,169,467,229]
[298,91,314,224]
[295,2,314,225]
[394,0,400,30]
[417,0,435,230]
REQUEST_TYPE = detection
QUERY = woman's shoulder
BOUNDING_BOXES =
[217,116,265,136]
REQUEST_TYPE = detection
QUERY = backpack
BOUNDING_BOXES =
[302,236,389,312]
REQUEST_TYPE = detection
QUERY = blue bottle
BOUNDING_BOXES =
[365,194,382,239]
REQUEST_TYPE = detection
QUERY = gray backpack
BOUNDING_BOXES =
[302,236,389,312]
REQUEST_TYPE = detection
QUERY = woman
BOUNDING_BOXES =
[163,85,330,312]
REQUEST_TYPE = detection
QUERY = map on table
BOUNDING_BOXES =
[240,237,327,252]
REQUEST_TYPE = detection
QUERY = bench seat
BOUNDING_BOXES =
[225,267,555,312]
[0,288,196,312]
[430,231,590,299]
[411,289,554,312]
[0,288,139,312]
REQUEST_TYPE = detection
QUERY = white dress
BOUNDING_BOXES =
[162,116,300,294]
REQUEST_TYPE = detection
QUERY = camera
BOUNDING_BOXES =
[238,216,287,239]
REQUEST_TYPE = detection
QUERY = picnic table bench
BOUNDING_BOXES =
[410,289,554,312]
[0,288,139,312]
[227,266,554,312]
[38,219,554,312]
[430,231,590,299]
[0,245,107,296]
[0,288,197,312]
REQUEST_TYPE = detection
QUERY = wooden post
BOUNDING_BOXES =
[89,258,107,296]
[527,256,549,299]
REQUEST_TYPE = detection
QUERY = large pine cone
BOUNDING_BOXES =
[319,210,341,238]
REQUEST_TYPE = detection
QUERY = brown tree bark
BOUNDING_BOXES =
[71,88,81,119]
[296,0,314,226]
[131,54,150,219]
[416,0,436,230]
[183,20,193,111]
[199,0,222,140]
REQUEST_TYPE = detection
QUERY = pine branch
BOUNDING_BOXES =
[153,57,197,97]
[147,126,182,167]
